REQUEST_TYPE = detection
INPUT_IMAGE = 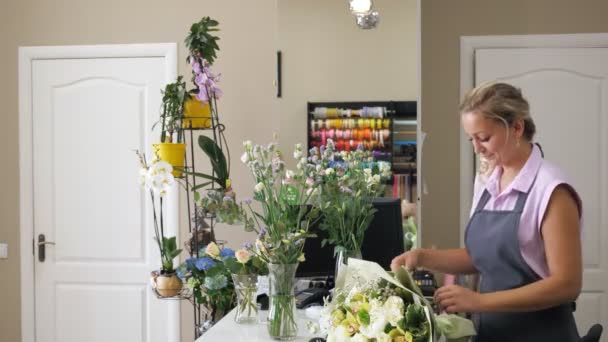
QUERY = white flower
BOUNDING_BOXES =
[363,168,372,177]
[327,325,350,342]
[254,182,265,193]
[294,143,303,159]
[383,296,405,326]
[138,168,149,187]
[360,299,388,339]
[205,242,221,258]
[240,152,249,164]
[305,177,315,188]
[235,249,250,263]
[285,170,295,179]
[243,140,252,150]
[298,253,306,262]
[351,334,370,342]
[325,168,335,176]
[376,332,391,342]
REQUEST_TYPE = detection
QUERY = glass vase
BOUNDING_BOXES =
[267,263,298,340]
[231,273,259,324]
[335,248,362,279]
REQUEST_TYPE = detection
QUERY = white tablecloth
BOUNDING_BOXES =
[196,308,321,342]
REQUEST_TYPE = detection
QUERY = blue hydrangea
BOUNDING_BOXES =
[220,247,235,259]
[185,257,197,270]
[204,274,228,290]
[195,257,216,271]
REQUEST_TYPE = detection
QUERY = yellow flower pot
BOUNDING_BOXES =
[183,96,212,129]
[153,143,186,178]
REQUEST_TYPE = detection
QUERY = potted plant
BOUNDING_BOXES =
[183,17,221,129]
[136,151,184,297]
[153,76,187,177]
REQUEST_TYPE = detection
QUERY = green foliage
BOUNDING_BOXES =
[194,135,229,190]
[185,17,220,65]
[159,236,182,273]
[155,76,187,143]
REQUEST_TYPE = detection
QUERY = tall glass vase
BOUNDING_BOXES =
[335,248,362,279]
[231,273,259,324]
[267,263,298,340]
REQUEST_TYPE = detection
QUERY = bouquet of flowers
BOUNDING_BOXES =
[308,139,392,257]
[312,259,476,342]
[238,139,321,338]
[239,140,321,264]
[176,242,237,317]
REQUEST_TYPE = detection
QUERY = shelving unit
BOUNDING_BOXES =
[306,101,417,202]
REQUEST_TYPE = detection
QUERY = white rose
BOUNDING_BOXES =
[235,249,250,264]
[254,182,265,193]
[205,242,221,258]
[383,296,405,326]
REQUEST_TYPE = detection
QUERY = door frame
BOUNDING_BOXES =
[459,33,608,245]
[18,43,178,342]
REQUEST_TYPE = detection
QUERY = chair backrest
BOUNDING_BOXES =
[580,324,603,342]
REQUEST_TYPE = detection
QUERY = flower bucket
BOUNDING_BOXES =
[183,96,212,129]
[151,271,183,298]
[153,143,186,178]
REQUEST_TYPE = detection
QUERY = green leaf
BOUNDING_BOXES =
[198,135,228,189]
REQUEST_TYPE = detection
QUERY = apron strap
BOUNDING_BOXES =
[474,190,492,213]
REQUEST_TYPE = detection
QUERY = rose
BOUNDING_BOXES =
[235,249,251,264]
[205,242,221,258]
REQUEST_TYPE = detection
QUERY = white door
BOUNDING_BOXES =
[20,45,180,342]
[476,47,608,339]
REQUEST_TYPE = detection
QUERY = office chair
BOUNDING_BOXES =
[580,324,603,342]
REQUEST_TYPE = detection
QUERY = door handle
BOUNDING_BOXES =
[38,234,55,262]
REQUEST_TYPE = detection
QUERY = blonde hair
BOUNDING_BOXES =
[459,81,536,141]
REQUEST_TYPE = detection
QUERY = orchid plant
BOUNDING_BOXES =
[136,151,182,274]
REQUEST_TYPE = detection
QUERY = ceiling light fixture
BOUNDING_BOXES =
[348,0,379,30]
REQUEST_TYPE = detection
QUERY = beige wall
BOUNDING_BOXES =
[420,0,608,250]
[0,0,278,341]
[276,0,417,165]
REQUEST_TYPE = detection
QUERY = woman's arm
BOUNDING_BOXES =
[436,185,582,313]
[391,248,478,275]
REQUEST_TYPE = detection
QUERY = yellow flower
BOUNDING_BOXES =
[298,253,306,262]
[205,242,221,258]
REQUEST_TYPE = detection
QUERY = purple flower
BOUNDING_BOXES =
[240,197,253,205]
[340,186,354,194]
[243,241,253,249]
[220,248,235,258]
[258,226,267,239]
[195,257,216,271]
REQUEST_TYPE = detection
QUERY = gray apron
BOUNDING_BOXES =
[465,189,579,342]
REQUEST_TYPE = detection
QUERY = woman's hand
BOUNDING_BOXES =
[434,284,483,313]
[390,249,423,272]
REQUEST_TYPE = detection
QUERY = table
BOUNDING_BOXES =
[196,308,321,341]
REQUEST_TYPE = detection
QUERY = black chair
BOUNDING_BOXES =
[580,324,603,342]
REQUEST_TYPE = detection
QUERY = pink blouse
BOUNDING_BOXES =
[470,144,582,278]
